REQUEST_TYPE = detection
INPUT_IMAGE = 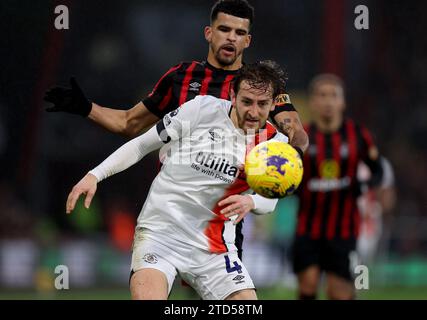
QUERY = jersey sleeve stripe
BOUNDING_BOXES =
[149,63,182,97]
[158,86,173,111]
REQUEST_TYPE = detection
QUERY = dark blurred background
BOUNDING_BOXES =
[0,0,426,298]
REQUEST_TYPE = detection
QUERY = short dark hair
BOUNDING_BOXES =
[232,60,287,99]
[308,73,345,97]
[211,0,254,28]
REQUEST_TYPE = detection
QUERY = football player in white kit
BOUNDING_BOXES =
[66,61,290,300]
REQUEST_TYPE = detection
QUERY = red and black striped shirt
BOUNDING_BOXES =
[142,60,295,118]
[296,118,377,240]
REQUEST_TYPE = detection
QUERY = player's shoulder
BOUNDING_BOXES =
[182,94,227,107]
[172,60,206,72]
[170,95,229,130]
[195,95,231,113]
[196,94,228,104]
[182,95,230,124]
[271,131,289,144]
[158,61,205,79]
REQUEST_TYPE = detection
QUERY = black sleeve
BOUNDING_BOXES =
[364,156,383,188]
[270,103,297,119]
[359,125,383,187]
[155,120,171,144]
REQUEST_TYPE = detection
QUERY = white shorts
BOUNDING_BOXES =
[131,229,255,300]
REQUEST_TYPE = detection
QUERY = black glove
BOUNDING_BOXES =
[44,77,92,117]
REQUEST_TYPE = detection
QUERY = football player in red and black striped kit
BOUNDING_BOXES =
[293,74,383,300]
[45,0,309,261]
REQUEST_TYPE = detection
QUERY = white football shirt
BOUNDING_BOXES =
[91,95,288,253]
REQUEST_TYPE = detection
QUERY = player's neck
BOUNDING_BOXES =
[207,55,243,71]
[315,116,343,133]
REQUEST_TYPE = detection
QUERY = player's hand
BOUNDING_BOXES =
[66,173,98,214]
[218,195,255,225]
[44,77,92,117]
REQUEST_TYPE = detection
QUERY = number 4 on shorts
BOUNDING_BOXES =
[224,255,243,274]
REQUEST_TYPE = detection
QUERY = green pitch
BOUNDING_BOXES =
[1,286,426,300]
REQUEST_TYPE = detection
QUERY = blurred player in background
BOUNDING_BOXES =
[357,157,396,265]
[44,0,308,262]
[65,61,288,300]
[292,74,384,300]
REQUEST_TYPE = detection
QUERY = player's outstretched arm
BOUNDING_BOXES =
[44,78,160,138]
[66,173,97,214]
[89,124,165,181]
[273,110,309,154]
[89,102,160,138]
[66,123,165,214]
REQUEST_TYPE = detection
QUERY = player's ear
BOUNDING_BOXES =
[244,34,252,49]
[338,85,346,111]
[340,101,347,112]
[204,26,212,42]
[230,88,236,104]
